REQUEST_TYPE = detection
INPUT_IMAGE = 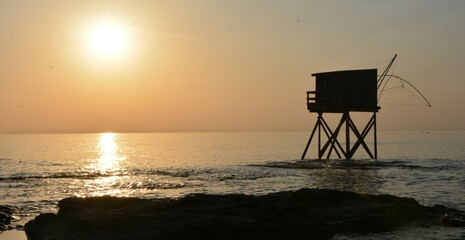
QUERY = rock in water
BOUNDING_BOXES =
[0,205,14,231]
[25,189,464,240]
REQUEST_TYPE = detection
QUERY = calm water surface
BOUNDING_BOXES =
[0,130,464,239]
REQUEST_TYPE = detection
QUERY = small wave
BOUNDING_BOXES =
[141,169,192,178]
[257,159,460,173]
[0,171,129,181]
[193,167,281,181]
[114,181,185,190]
[218,174,261,181]
[217,171,277,181]
[257,159,412,170]
[397,165,459,172]
[0,168,194,182]
[252,160,326,170]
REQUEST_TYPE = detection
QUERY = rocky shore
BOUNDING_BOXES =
[0,205,18,231]
[25,189,465,240]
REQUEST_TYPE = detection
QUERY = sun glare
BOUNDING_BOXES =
[95,133,125,172]
[87,21,129,58]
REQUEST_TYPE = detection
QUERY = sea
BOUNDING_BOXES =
[0,130,464,239]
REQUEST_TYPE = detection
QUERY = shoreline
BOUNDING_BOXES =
[0,230,27,240]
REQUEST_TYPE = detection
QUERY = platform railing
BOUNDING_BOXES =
[306,91,316,104]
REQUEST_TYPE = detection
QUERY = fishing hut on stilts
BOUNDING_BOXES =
[301,55,398,160]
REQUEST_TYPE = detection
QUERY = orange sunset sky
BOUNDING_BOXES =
[1,1,465,133]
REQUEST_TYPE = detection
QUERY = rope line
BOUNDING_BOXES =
[376,55,431,108]
[380,74,432,107]
[379,102,431,107]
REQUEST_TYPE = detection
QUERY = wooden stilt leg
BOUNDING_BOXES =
[374,112,378,160]
[301,119,319,160]
[345,112,350,160]
[301,111,379,160]
[348,115,375,159]
[318,113,322,159]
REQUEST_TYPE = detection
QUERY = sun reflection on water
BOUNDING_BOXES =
[95,133,125,173]
[80,133,129,197]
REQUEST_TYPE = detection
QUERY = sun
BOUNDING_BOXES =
[87,21,129,58]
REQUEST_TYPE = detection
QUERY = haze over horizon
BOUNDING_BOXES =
[1,1,465,133]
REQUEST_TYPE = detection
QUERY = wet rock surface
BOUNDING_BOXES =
[0,205,15,231]
[25,189,465,240]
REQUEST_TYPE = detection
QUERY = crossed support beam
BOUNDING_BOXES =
[301,112,378,160]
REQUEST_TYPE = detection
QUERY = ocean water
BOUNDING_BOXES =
[0,130,464,239]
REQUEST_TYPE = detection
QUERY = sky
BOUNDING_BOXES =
[1,0,465,133]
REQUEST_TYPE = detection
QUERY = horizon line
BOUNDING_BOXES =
[1,128,464,134]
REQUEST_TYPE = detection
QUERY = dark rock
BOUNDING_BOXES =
[0,206,13,216]
[442,212,465,227]
[0,212,11,225]
[25,189,465,240]
[0,205,14,232]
